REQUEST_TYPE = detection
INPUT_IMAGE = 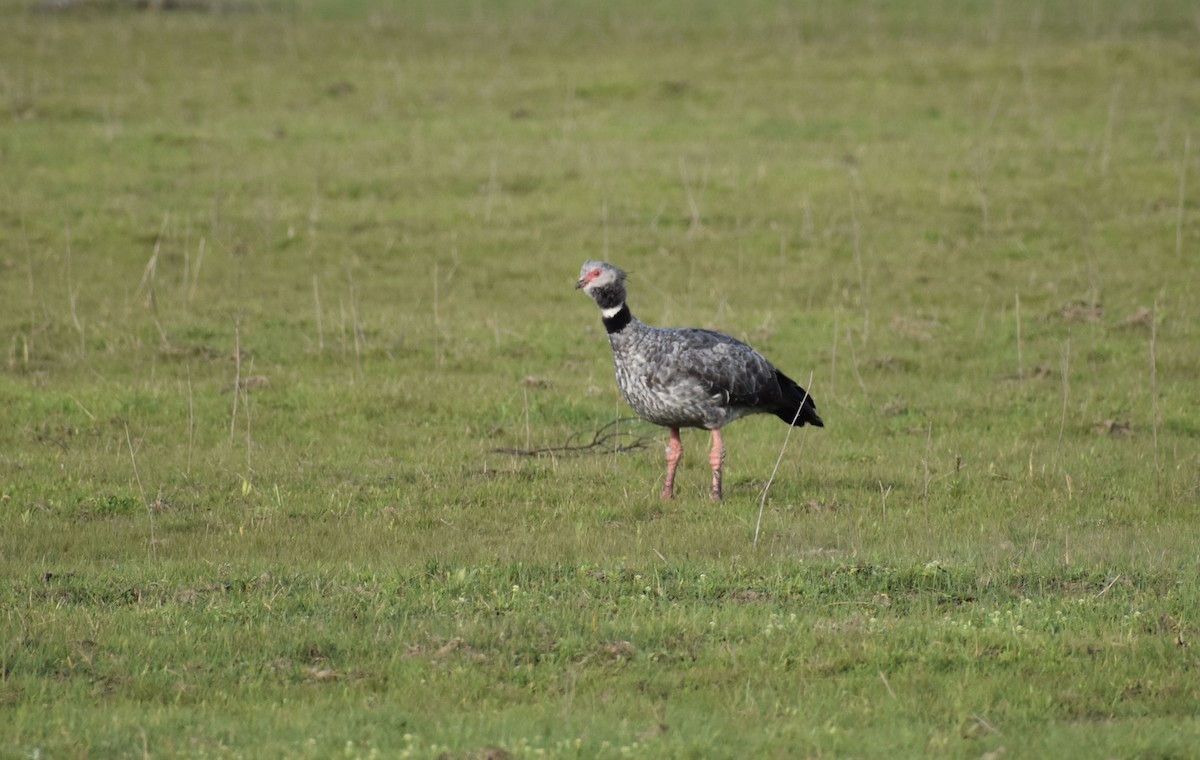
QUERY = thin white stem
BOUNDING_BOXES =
[313,274,324,352]
[922,422,932,504]
[230,317,241,443]
[125,423,156,561]
[1149,300,1161,497]
[433,261,442,368]
[754,373,813,548]
[1058,334,1071,443]
[1177,133,1190,260]
[65,226,85,356]
[347,263,363,380]
[186,364,195,478]
[523,384,531,451]
[1015,291,1023,379]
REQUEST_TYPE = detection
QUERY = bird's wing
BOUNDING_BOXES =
[660,328,781,407]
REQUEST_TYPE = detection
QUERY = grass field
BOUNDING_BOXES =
[2,0,1199,757]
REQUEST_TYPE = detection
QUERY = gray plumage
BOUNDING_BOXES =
[611,323,786,428]
[576,260,822,500]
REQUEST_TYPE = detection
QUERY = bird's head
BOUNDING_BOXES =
[576,260,626,295]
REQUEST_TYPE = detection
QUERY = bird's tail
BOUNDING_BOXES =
[773,371,824,427]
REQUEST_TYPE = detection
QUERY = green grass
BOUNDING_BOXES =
[2,0,1199,757]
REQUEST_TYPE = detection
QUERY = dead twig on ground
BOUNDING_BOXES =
[493,417,655,457]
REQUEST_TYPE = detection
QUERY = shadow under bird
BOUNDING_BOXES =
[576,260,823,501]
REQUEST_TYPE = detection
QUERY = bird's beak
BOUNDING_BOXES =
[574,276,587,290]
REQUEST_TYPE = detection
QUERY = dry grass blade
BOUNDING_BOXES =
[753,372,813,548]
[124,422,156,561]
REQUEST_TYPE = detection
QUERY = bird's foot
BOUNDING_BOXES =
[660,486,675,501]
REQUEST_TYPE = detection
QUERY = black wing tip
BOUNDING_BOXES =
[775,405,824,427]
[774,370,824,428]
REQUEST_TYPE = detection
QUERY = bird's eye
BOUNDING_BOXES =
[590,269,602,277]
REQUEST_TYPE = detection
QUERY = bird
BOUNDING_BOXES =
[576,260,823,501]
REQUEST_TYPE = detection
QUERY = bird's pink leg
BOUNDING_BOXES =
[661,427,683,501]
[709,428,725,502]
